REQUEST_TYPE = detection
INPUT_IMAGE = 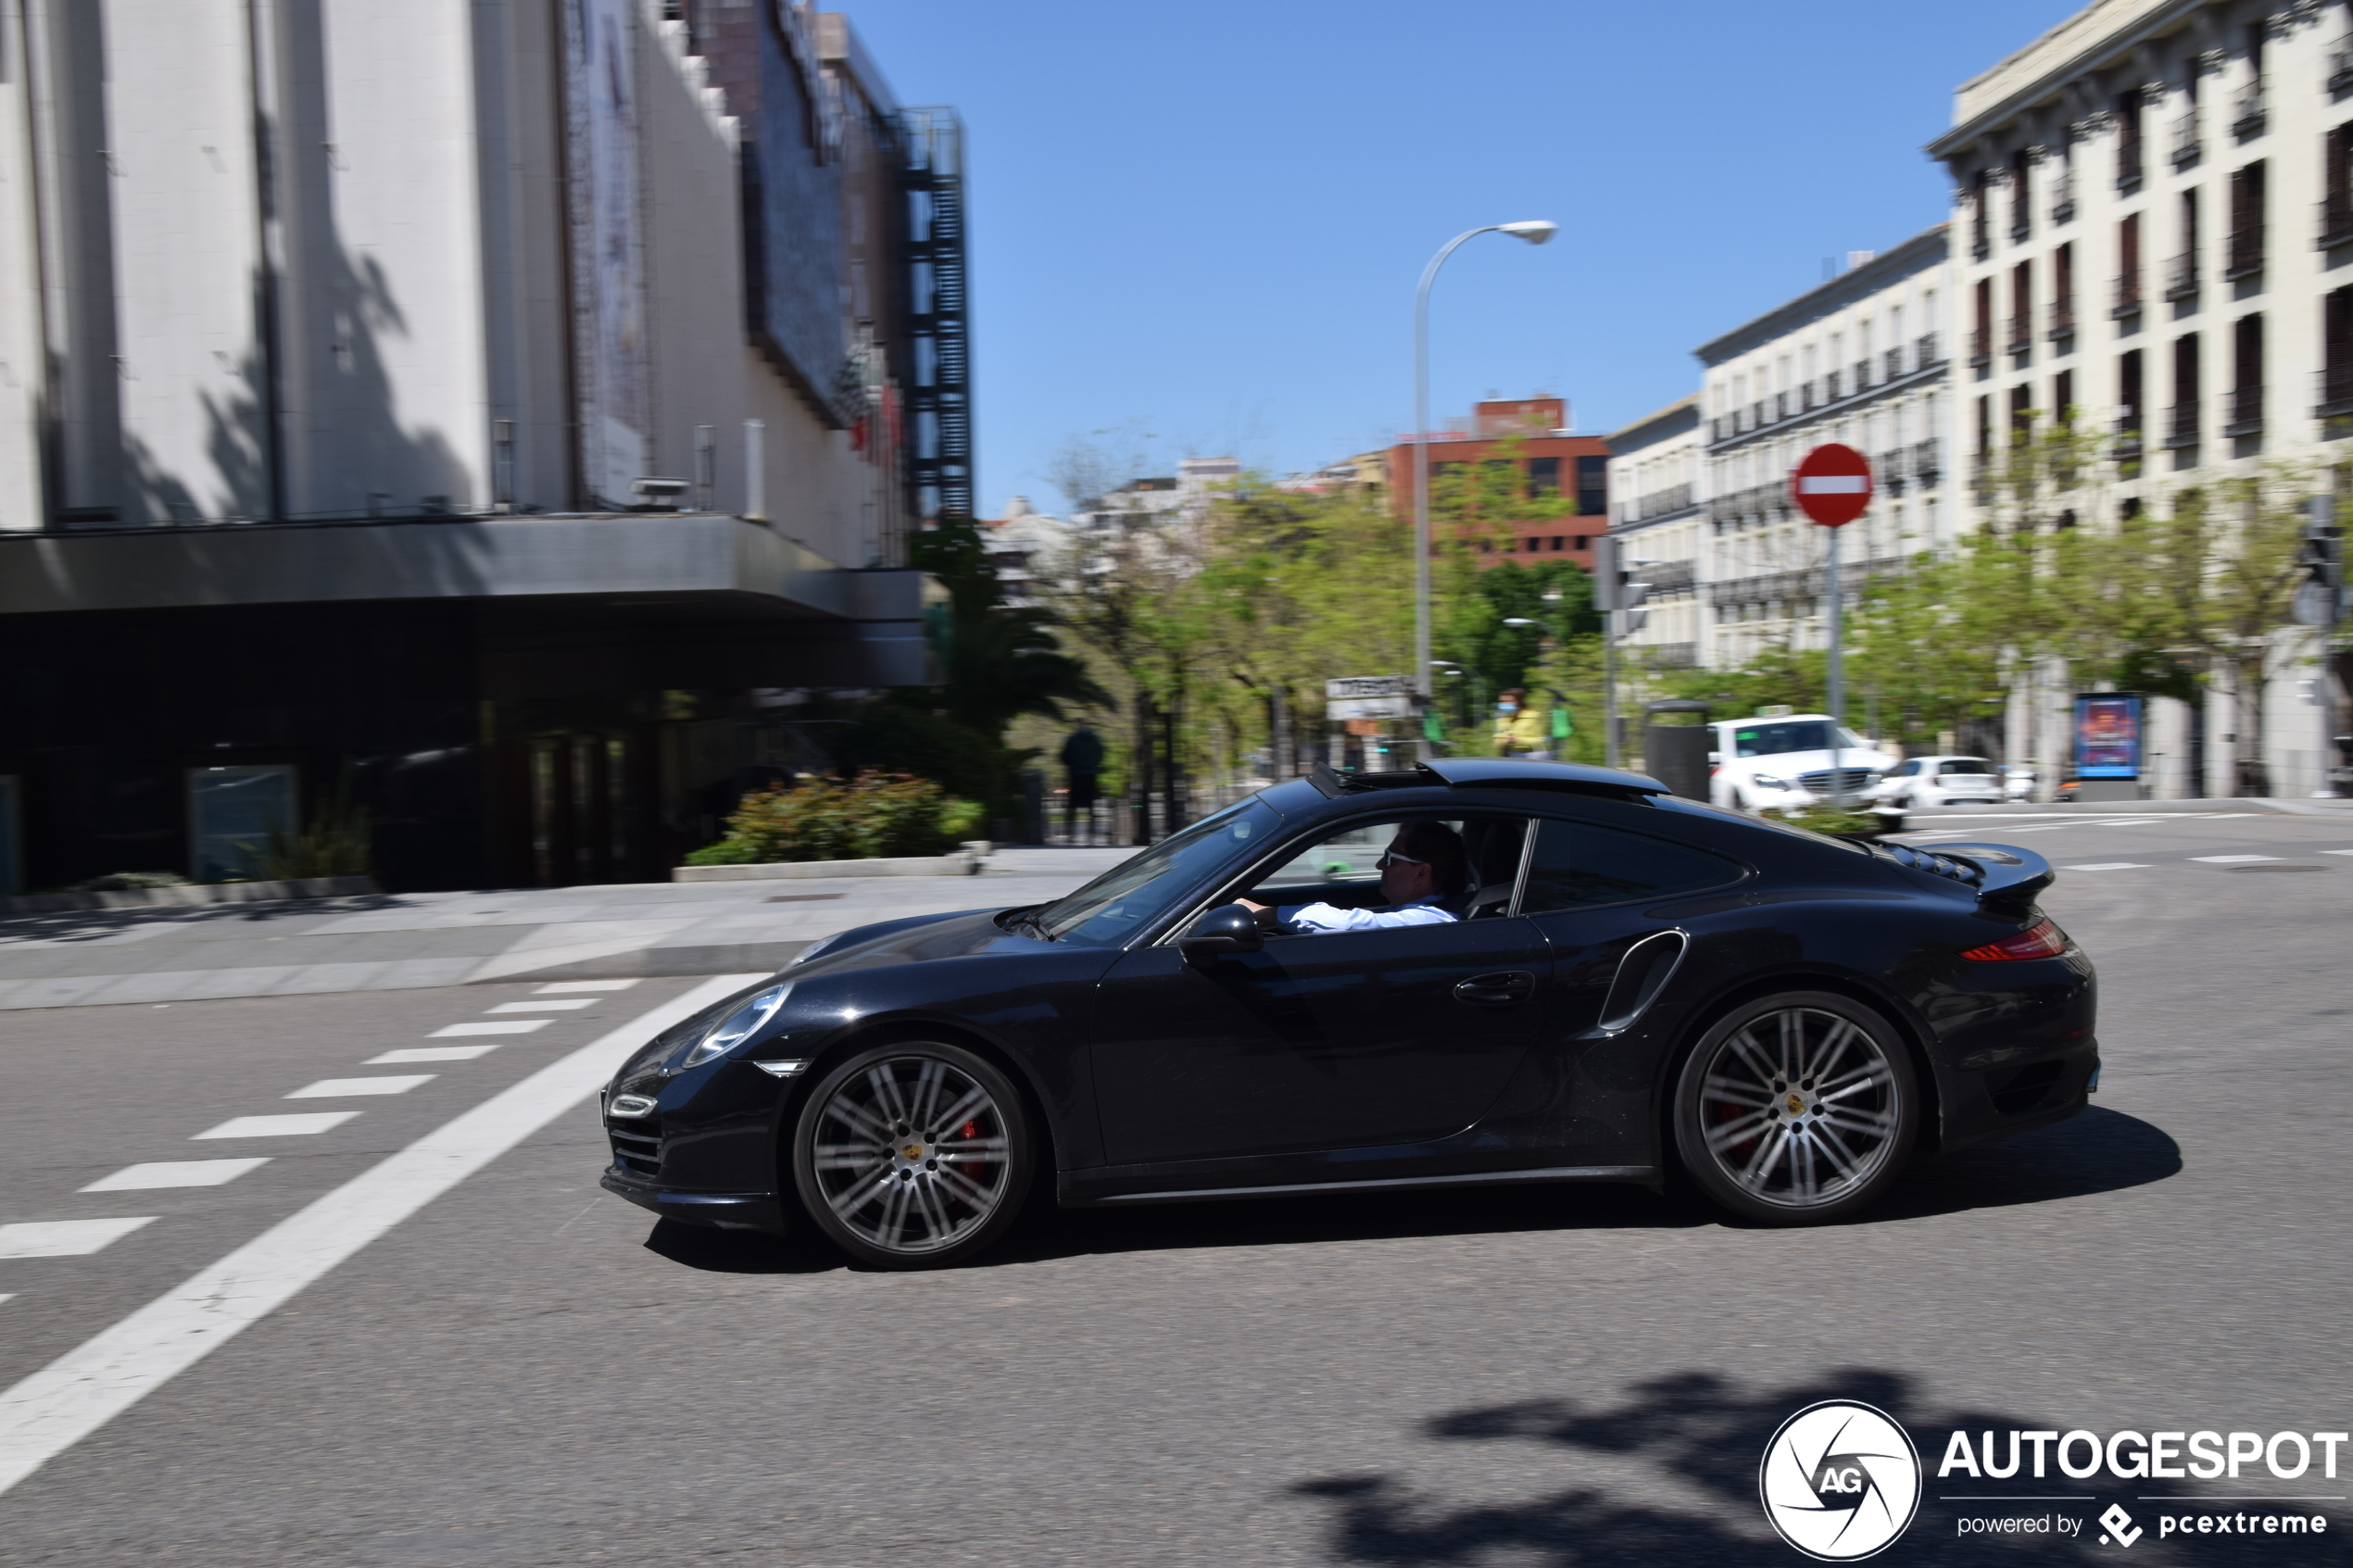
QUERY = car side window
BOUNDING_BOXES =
[1894,760,1919,778]
[1518,817,1744,913]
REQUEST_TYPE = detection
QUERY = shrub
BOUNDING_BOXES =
[1761,802,1887,838]
[692,772,977,863]
[74,871,191,891]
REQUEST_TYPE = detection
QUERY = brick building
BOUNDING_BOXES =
[1384,398,1609,568]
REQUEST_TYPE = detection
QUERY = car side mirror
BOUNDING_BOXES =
[1180,905,1264,968]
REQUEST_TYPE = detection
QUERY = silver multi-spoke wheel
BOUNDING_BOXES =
[794,1044,1029,1267]
[1676,993,1916,1224]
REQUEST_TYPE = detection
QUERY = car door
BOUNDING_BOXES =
[1088,818,1548,1164]
[1509,811,1750,1158]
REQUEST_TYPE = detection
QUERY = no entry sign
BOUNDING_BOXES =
[1790,444,1873,528]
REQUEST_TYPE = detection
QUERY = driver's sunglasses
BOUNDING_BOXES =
[1375,851,1426,870]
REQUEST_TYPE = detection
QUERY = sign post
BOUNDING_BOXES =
[1790,445,1874,806]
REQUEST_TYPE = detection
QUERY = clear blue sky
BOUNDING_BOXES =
[845,1,2081,515]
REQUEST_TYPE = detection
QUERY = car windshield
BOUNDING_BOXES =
[1939,758,1993,775]
[1034,798,1278,946]
[1730,721,1869,758]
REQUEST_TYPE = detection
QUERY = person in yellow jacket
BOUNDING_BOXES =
[1492,688,1550,759]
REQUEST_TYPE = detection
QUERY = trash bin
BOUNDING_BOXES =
[1643,699,1711,801]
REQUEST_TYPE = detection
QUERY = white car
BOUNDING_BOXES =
[1707,714,1896,812]
[1867,755,2006,809]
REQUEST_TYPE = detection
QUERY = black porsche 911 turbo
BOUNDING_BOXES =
[599,759,2097,1269]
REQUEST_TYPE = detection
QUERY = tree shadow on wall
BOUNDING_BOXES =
[1292,1370,2338,1566]
[110,72,469,526]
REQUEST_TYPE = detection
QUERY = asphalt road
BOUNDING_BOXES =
[0,812,2347,1565]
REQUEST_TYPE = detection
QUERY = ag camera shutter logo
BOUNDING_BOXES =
[1759,1400,1923,1561]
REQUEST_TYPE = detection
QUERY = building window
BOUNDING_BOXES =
[1528,456,1560,495]
[2115,212,2142,318]
[2007,261,2032,355]
[1972,278,1994,366]
[1574,534,1589,551]
[2226,160,2266,280]
[1549,535,1565,551]
[2117,88,2144,190]
[0,774,19,895]
[2227,313,2264,436]
[1971,169,1992,257]
[2050,242,2074,341]
[2118,348,2145,458]
[186,765,297,884]
[2167,189,2200,302]
[2053,369,2073,424]
[2009,383,2032,445]
[2325,124,2353,246]
[1575,456,1606,517]
[2322,285,2353,416]
[2169,332,2201,448]
[2010,147,2033,241]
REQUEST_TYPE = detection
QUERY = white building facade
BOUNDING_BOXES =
[1605,396,1705,669]
[1692,228,1958,670]
[1930,0,2347,797]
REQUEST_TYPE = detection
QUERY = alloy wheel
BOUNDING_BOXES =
[1693,1005,1901,1210]
[805,1051,1016,1259]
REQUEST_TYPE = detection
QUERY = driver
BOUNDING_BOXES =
[1235,822,1468,933]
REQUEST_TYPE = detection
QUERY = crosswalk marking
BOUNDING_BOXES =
[366,1045,497,1064]
[429,1020,550,1037]
[534,979,640,993]
[192,1112,359,1139]
[0,974,760,1499]
[284,1076,434,1099]
[486,999,597,1012]
[80,1160,270,1193]
[2191,855,2280,863]
[0,1219,157,1260]
[2062,862,2149,872]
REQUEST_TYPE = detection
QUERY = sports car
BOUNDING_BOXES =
[599,759,2097,1268]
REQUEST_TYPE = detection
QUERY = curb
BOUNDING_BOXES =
[673,851,982,882]
[472,940,813,982]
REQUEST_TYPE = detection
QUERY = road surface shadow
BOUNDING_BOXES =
[1880,1106,2180,1222]
[1292,1370,2341,1565]
[640,1108,2183,1274]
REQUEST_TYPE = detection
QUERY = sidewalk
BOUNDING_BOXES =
[0,847,1131,1011]
[1890,797,2353,819]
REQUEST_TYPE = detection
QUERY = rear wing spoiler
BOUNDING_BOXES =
[1904,840,2057,911]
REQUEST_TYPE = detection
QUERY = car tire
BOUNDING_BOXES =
[790,1039,1035,1270]
[1672,990,1918,1226]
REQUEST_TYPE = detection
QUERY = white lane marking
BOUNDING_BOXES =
[486,999,596,1012]
[284,1076,434,1099]
[2061,863,2151,872]
[0,1297,12,1307]
[81,1160,271,1193]
[0,974,760,1499]
[0,1219,157,1260]
[2191,855,2281,863]
[2324,849,2353,856]
[534,979,641,993]
[429,1020,549,1037]
[367,1045,497,1064]
[192,1112,360,1139]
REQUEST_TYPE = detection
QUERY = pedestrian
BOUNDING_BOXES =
[1492,689,1549,759]
[1060,725,1105,844]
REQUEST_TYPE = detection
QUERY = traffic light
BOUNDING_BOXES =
[1595,534,1655,636]
[2295,496,2344,630]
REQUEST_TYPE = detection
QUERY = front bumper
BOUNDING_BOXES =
[599,1163,792,1233]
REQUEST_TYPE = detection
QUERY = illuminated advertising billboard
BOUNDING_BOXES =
[2075,693,2144,779]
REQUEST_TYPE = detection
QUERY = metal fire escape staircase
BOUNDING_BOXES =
[901,108,973,523]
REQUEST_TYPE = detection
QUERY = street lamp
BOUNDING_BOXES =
[1414,220,1558,759]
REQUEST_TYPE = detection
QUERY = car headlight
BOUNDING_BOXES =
[678,983,792,1070]
[1750,773,1791,791]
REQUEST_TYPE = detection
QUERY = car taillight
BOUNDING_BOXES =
[1960,918,2068,961]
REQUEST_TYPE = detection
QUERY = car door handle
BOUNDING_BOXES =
[1453,971,1535,1008]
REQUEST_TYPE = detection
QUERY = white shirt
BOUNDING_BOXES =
[1274,895,1459,934]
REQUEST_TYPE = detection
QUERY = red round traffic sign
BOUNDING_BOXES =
[1790,444,1873,528]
